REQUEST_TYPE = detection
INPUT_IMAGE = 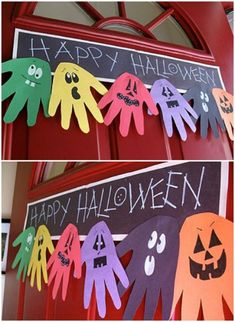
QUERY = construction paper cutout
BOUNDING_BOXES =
[98,72,158,137]
[150,79,198,141]
[184,83,225,138]
[27,225,54,291]
[48,62,107,133]
[117,215,180,320]
[212,88,234,140]
[47,224,81,301]
[171,212,233,320]
[12,227,36,281]
[2,58,52,126]
[81,221,129,318]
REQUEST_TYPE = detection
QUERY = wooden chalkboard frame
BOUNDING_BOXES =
[12,28,225,91]
[23,161,229,240]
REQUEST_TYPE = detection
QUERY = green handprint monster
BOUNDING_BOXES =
[12,227,36,281]
[2,57,52,126]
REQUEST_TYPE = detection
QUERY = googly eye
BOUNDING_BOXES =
[200,91,204,100]
[205,93,209,102]
[35,68,43,79]
[65,72,72,84]
[72,73,79,83]
[156,233,166,254]
[28,64,36,76]
[148,231,158,249]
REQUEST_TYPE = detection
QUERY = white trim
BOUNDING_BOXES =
[218,162,229,218]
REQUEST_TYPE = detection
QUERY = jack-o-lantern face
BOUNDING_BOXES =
[117,78,140,107]
[219,95,233,114]
[189,229,226,280]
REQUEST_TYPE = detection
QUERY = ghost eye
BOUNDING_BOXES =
[126,79,131,91]
[28,64,36,76]
[35,68,43,79]
[200,91,204,100]
[148,231,158,249]
[72,73,79,83]
[65,72,72,84]
[156,233,166,253]
[204,93,209,102]
[93,235,99,251]
[133,82,137,94]
[100,234,105,250]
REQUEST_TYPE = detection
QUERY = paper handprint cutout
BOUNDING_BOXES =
[2,58,52,126]
[171,213,233,320]
[81,221,129,318]
[47,224,81,301]
[117,215,180,320]
[48,63,107,133]
[27,225,54,291]
[212,88,233,140]
[150,79,198,141]
[98,73,158,136]
[12,227,35,281]
[184,83,225,138]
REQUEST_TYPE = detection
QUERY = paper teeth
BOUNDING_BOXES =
[25,79,30,85]
[30,82,35,87]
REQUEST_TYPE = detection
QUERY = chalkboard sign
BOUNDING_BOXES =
[13,28,225,90]
[24,162,228,240]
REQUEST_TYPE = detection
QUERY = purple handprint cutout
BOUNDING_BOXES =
[150,79,198,141]
[81,221,129,318]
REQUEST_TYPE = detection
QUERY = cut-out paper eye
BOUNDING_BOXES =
[12,227,36,281]
[81,221,129,318]
[212,88,233,140]
[48,62,107,133]
[98,72,158,137]
[117,215,180,320]
[2,58,52,126]
[150,79,198,141]
[27,225,54,291]
[47,224,81,301]
[184,83,225,138]
[171,212,233,320]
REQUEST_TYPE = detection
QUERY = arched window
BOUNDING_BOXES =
[33,2,196,49]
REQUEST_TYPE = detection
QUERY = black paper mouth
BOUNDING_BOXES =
[117,93,139,107]
[166,100,179,109]
[58,251,70,267]
[71,86,80,100]
[221,104,233,114]
[189,249,226,280]
[93,255,107,268]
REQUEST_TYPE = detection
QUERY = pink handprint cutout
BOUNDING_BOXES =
[47,224,81,301]
[98,73,158,136]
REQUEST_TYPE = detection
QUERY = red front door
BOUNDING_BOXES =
[2,2,233,160]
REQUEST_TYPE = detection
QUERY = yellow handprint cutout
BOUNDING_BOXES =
[27,225,54,291]
[49,62,107,133]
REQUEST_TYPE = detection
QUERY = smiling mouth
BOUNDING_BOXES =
[21,75,39,88]
[93,256,107,268]
[221,104,233,114]
[189,249,226,280]
[166,100,179,108]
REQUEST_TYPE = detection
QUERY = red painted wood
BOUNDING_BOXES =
[145,8,175,30]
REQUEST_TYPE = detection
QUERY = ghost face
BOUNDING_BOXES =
[37,234,44,262]
[25,232,34,253]
[200,91,209,112]
[117,78,140,107]
[161,86,179,109]
[60,65,81,100]
[144,230,166,276]
[57,232,75,267]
